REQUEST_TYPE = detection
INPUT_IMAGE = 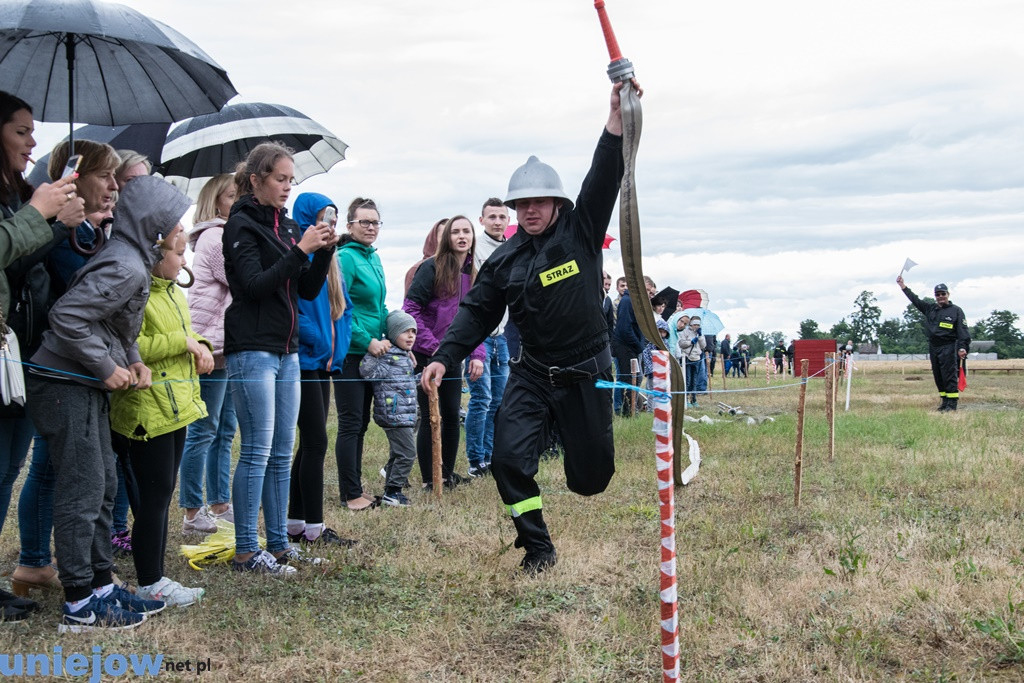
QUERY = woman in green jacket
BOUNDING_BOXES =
[110,227,213,608]
[334,197,390,511]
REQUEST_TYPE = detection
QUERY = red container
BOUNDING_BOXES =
[793,339,836,378]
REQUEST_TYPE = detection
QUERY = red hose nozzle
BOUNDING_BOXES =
[594,0,623,62]
[594,0,634,82]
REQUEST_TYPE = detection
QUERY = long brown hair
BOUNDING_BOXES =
[0,91,33,204]
[326,257,346,321]
[432,215,476,298]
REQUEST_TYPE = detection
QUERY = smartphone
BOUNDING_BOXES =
[62,154,82,179]
[323,206,339,234]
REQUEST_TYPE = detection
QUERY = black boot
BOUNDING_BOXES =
[512,510,556,573]
[937,397,950,411]
[946,398,958,411]
[520,547,558,574]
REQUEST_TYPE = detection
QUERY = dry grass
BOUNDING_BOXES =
[1,368,1023,681]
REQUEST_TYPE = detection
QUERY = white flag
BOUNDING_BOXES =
[902,258,918,272]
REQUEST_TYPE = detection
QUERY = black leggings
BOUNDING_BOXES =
[113,429,185,587]
[289,370,331,524]
[334,355,373,501]
[415,352,462,483]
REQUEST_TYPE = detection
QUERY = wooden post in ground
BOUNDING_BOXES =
[794,358,809,507]
[429,388,442,500]
[825,352,836,461]
[704,353,712,400]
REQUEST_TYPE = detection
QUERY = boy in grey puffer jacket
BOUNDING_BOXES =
[359,310,418,507]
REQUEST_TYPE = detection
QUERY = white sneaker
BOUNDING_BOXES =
[208,504,234,524]
[136,577,205,608]
[182,507,217,534]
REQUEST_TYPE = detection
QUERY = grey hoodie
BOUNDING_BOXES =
[31,176,191,389]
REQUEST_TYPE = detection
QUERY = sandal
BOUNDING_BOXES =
[345,497,374,511]
[10,564,61,597]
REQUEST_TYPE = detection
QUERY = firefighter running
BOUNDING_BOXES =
[421,80,642,573]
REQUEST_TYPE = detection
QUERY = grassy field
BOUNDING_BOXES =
[1,362,1023,681]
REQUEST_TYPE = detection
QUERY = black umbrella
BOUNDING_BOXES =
[26,122,170,187]
[0,0,236,151]
[159,102,348,199]
[655,286,680,319]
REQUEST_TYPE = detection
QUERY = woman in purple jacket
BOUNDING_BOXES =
[403,216,484,489]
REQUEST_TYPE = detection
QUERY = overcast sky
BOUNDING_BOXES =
[32,0,1024,340]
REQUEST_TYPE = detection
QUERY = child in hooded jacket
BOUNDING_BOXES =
[287,192,357,545]
[359,310,419,507]
[28,175,191,631]
[110,227,213,608]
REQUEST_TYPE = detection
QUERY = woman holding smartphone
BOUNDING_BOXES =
[0,91,83,620]
[288,192,355,546]
[223,143,337,575]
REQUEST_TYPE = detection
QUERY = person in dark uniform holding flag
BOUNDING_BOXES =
[421,80,642,573]
[897,277,970,411]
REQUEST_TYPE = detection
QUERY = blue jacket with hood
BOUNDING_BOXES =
[293,193,354,372]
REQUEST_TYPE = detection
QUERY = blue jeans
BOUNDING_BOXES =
[179,369,237,508]
[17,435,54,567]
[685,358,707,402]
[228,351,300,555]
[464,335,509,467]
[0,415,34,536]
[612,358,623,413]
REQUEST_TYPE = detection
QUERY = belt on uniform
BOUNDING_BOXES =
[512,346,612,388]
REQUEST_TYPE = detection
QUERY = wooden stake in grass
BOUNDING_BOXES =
[429,386,442,500]
[704,353,712,401]
[825,352,836,462]
[794,358,809,507]
[651,350,680,681]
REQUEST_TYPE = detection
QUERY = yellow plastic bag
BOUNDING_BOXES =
[180,521,265,570]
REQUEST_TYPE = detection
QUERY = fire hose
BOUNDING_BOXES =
[595,1,688,485]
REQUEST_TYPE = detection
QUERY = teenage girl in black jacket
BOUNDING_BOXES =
[222,142,337,576]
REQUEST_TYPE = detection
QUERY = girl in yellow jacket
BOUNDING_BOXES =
[110,227,214,607]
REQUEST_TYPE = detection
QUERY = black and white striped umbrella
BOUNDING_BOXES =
[159,102,347,198]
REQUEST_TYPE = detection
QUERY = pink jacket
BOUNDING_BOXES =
[187,218,232,368]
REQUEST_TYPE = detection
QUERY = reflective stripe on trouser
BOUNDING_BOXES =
[491,360,615,552]
[929,343,958,398]
[506,496,542,517]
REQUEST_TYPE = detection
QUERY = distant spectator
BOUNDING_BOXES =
[678,316,707,406]
[720,334,732,375]
[773,341,785,373]
[612,285,644,417]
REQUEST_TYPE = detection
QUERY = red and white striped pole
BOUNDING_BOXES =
[651,350,679,681]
